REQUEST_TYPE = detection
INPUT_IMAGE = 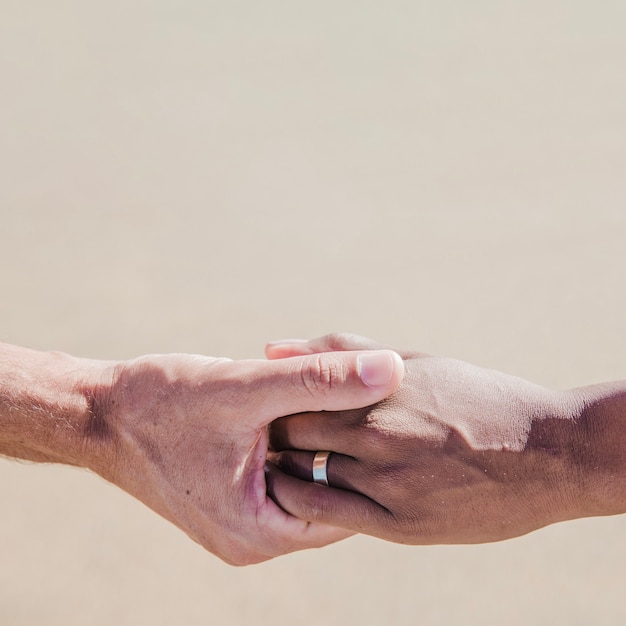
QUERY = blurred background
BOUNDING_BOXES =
[1,1,625,624]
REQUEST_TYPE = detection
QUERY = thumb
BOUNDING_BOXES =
[246,350,404,427]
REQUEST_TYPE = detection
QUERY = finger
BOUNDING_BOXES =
[221,493,354,565]
[269,449,367,495]
[265,332,388,359]
[257,493,355,557]
[243,350,404,427]
[265,463,391,537]
[269,410,364,456]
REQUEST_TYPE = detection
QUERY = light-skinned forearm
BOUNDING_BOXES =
[0,342,112,474]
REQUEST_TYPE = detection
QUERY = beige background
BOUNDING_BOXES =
[1,2,625,624]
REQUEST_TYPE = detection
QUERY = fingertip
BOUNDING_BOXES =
[256,347,404,420]
[390,350,405,390]
[357,350,404,391]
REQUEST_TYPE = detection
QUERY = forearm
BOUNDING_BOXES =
[0,342,113,472]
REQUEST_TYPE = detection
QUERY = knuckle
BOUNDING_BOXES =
[302,493,334,522]
[359,409,400,454]
[300,354,345,397]
[391,511,426,544]
[321,332,352,351]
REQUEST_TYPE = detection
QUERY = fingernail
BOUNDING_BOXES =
[357,351,396,387]
[267,339,309,346]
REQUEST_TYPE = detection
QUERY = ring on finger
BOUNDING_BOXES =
[312,451,332,486]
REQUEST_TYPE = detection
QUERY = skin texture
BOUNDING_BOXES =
[0,342,404,565]
[266,333,626,545]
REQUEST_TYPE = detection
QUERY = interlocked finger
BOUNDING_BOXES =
[269,448,367,495]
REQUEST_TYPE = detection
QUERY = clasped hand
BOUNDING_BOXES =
[93,347,403,565]
[266,333,598,545]
[7,333,620,566]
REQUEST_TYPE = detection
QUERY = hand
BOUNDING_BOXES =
[265,333,592,545]
[92,348,404,565]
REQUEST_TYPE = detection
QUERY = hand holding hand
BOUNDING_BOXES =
[265,334,614,545]
[93,348,404,564]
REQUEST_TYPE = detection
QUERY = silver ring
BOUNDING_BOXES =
[312,451,331,486]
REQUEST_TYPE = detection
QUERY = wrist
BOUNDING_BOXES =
[568,382,626,518]
[0,343,119,474]
[70,355,122,479]
[517,388,586,525]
